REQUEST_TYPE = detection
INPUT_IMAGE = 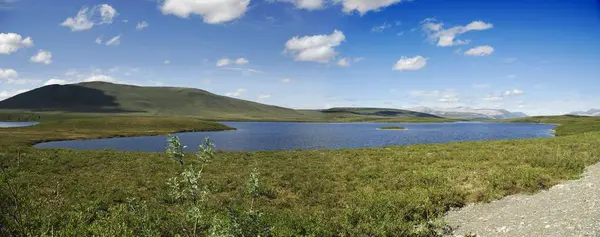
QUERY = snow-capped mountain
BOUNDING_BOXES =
[569,109,600,117]
[408,106,529,119]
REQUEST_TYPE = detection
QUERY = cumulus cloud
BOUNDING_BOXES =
[421,18,493,47]
[95,37,103,44]
[43,78,68,86]
[164,60,171,64]
[217,57,249,67]
[337,57,350,67]
[136,21,149,30]
[105,35,121,46]
[0,33,34,54]
[0,89,29,100]
[61,4,118,31]
[235,57,249,65]
[393,56,427,71]
[160,0,250,24]
[216,58,231,67]
[281,78,292,83]
[504,89,524,96]
[0,68,18,78]
[340,0,409,15]
[83,75,118,83]
[226,88,246,97]
[272,0,326,10]
[464,45,494,56]
[482,89,524,102]
[284,30,345,63]
[30,50,52,64]
[258,94,272,100]
[98,4,117,24]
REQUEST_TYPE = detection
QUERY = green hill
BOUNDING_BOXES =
[0,82,305,120]
[0,82,446,121]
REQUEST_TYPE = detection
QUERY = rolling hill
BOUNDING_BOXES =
[0,82,444,121]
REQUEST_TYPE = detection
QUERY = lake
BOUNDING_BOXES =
[0,122,39,128]
[34,122,555,152]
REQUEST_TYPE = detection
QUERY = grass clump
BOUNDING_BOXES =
[378,126,406,130]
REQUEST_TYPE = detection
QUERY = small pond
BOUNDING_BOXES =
[34,122,555,152]
[0,122,39,128]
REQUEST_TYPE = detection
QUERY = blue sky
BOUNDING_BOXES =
[1,0,599,115]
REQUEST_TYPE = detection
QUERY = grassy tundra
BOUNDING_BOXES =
[1,113,599,236]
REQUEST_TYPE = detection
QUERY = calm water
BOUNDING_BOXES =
[34,122,555,152]
[0,122,39,128]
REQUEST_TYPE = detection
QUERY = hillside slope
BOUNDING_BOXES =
[0,82,305,119]
[0,82,445,121]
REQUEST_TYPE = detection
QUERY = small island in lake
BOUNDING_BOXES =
[377,126,406,130]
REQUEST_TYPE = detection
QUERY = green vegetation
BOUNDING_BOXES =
[505,115,600,136]
[1,114,599,235]
[0,82,456,123]
[378,126,406,130]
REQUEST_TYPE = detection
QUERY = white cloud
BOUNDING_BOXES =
[216,58,231,67]
[44,78,68,86]
[83,75,117,83]
[105,35,121,46]
[61,4,117,31]
[220,67,262,74]
[235,57,249,65]
[284,29,345,63]
[339,0,409,15]
[504,89,524,96]
[281,78,292,83]
[353,57,365,62]
[98,4,117,24]
[274,0,326,10]
[164,60,171,64]
[337,57,350,67]
[0,89,29,100]
[421,18,493,47]
[4,78,41,85]
[393,56,427,71]
[217,57,249,67]
[95,37,103,44]
[30,50,52,64]
[464,45,494,56]
[60,7,94,31]
[258,94,271,100]
[483,96,503,102]
[409,89,461,105]
[0,33,34,54]
[372,22,392,32]
[136,21,149,30]
[438,94,460,103]
[0,68,18,78]
[226,88,246,97]
[160,0,250,24]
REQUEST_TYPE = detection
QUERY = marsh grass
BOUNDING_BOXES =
[0,114,599,236]
[378,126,406,130]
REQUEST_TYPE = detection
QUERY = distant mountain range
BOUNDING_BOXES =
[407,106,528,119]
[569,109,600,117]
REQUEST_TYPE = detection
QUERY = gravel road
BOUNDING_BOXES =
[444,162,600,237]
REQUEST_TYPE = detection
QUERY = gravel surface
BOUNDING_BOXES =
[444,163,600,237]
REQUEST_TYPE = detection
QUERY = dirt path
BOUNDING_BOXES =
[444,163,600,237]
